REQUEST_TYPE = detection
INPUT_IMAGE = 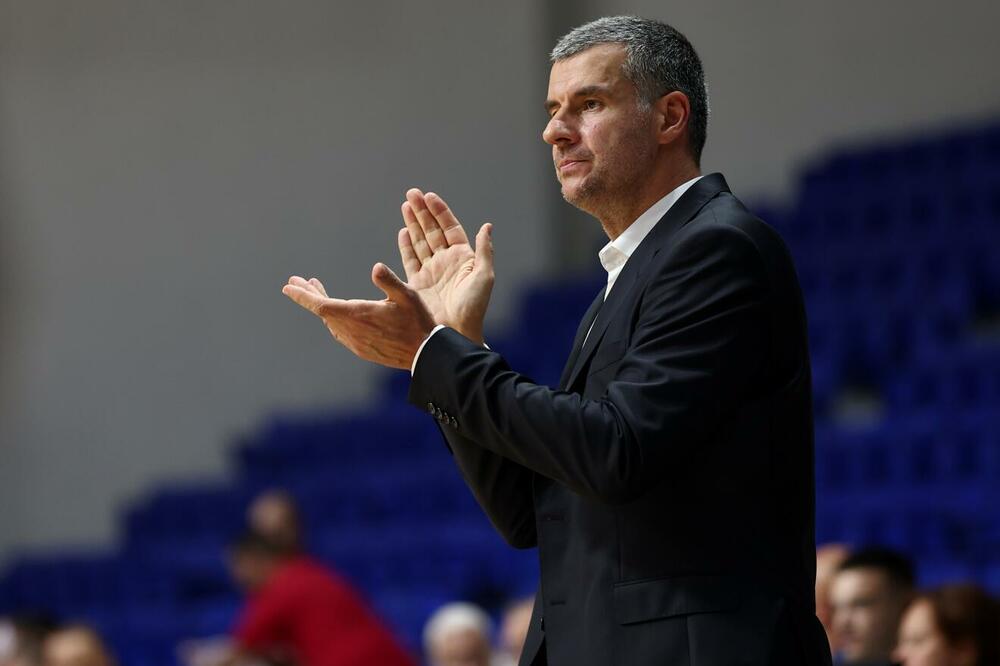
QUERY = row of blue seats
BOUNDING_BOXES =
[816,503,1000,563]
[795,124,1000,200]
[790,182,1000,238]
[125,461,483,545]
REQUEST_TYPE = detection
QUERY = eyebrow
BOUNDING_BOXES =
[544,84,614,113]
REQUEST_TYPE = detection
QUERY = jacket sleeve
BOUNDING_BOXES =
[436,426,537,549]
[408,222,770,506]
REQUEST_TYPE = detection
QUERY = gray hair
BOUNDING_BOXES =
[423,602,493,654]
[551,16,709,164]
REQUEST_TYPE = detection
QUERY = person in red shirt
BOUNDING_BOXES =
[222,531,415,666]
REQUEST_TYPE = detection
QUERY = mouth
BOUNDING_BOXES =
[557,158,589,174]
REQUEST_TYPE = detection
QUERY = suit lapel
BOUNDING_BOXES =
[562,173,731,390]
[558,287,606,390]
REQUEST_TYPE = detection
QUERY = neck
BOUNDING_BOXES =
[598,160,701,240]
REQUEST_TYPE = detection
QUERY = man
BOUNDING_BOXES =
[283,15,831,666]
[830,548,915,666]
[423,602,494,666]
[220,531,415,666]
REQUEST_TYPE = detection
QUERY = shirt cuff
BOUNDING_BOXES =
[411,324,447,375]
[410,326,490,376]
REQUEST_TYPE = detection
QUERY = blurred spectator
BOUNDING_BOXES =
[496,597,534,666]
[220,530,414,666]
[817,544,852,653]
[247,489,303,554]
[423,603,493,666]
[894,584,1000,666]
[830,547,915,666]
[41,626,115,666]
[0,614,58,666]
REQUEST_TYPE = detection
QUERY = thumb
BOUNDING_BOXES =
[371,262,410,302]
[475,223,494,275]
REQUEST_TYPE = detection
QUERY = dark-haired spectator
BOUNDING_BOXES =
[219,530,415,666]
[247,490,303,554]
[41,626,115,666]
[817,544,852,654]
[894,584,1000,666]
[830,548,915,665]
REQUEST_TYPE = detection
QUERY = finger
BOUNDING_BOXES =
[309,277,328,297]
[282,283,329,314]
[425,191,469,246]
[401,199,432,264]
[475,223,494,276]
[283,284,357,320]
[398,228,422,281]
[288,275,322,297]
[371,262,412,303]
[407,188,449,253]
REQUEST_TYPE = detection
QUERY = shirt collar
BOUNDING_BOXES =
[598,175,704,274]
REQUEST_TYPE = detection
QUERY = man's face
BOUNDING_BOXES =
[830,568,908,664]
[543,44,658,217]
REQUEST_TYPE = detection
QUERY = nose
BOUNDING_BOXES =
[542,112,576,146]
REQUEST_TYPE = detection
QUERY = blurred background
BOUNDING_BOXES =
[1,1,998,665]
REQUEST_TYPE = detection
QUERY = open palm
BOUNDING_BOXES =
[398,189,494,344]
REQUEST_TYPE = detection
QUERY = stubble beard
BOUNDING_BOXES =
[559,117,656,224]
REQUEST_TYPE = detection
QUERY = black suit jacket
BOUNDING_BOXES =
[408,174,833,666]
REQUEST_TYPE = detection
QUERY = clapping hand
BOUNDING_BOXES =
[398,189,494,344]
[281,188,494,369]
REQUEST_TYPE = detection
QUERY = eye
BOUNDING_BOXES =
[583,99,602,111]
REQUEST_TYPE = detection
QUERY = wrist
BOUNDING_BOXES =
[456,324,484,346]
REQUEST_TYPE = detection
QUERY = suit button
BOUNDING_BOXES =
[539,616,545,631]
[450,417,458,428]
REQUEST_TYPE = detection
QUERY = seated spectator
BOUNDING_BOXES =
[220,530,414,666]
[894,583,1000,666]
[41,626,115,666]
[497,597,534,666]
[423,603,493,666]
[817,544,851,654]
[247,490,303,554]
[0,614,58,666]
[830,547,915,666]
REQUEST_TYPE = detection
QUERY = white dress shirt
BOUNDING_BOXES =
[412,175,704,374]
[598,175,703,300]
[579,174,703,345]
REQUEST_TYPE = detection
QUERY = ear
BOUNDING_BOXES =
[653,90,691,147]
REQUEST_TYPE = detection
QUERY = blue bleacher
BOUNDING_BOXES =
[1,120,998,665]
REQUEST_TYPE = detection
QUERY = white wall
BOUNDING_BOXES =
[1,0,998,560]
[0,0,552,557]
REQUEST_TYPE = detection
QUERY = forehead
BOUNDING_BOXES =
[831,568,889,600]
[900,599,935,630]
[547,43,630,97]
